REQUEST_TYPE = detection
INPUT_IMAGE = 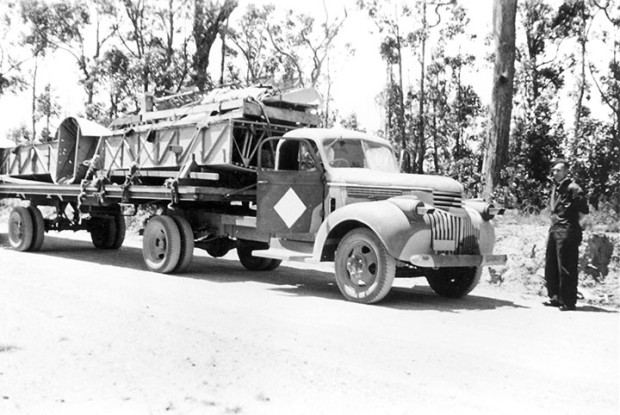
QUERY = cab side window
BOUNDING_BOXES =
[277,140,319,171]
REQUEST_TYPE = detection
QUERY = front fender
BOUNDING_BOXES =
[464,206,496,254]
[312,201,431,262]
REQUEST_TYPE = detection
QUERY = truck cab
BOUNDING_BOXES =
[255,128,506,303]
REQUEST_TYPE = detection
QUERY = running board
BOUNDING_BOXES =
[252,248,315,262]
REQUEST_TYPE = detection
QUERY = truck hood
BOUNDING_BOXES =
[327,168,464,194]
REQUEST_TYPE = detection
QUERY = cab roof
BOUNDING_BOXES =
[282,127,391,146]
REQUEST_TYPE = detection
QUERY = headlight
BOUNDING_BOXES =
[464,199,505,221]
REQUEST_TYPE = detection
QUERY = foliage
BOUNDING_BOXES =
[0,0,617,217]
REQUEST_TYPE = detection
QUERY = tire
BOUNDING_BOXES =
[28,206,45,252]
[8,207,34,252]
[142,215,182,273]
[334,228,395,304]
[110,213,126,250]
[170,215,194,273]
[204,238,233,258]
[425,267,482,298]
[237,240,281,271]
[89,216,116,249]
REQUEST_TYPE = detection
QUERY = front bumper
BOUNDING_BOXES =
[409,254,507,268]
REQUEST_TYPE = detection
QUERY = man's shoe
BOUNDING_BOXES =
[543,299,561,307]
[559,304,577,311]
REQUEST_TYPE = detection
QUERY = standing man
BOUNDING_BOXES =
[544,159,589,311]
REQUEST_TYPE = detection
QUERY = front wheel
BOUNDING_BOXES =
[425,267,482,298]
[334,228,395,304]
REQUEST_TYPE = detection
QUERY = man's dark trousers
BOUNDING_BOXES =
[545,227,582,307]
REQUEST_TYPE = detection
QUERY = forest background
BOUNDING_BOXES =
[0,0,618,215]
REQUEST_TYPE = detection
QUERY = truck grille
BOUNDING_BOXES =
[427,209,479,254]
[433,191,462,209]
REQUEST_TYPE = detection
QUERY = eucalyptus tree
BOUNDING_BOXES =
[0,1,27,97]
[19,0,90,139]
[482,0,517,201]
[192,0,237,92]
[357,0,409,167]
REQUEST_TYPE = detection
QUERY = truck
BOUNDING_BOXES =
[0,86,506,304]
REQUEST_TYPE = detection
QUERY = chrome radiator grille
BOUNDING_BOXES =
[433,191,463,209]
[427,209,479,254]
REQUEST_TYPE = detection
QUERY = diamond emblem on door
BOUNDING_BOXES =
[274,187,307,228]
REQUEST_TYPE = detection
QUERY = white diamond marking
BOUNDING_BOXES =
[274,188,306,228]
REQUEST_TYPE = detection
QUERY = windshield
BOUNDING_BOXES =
[323,139,399,173]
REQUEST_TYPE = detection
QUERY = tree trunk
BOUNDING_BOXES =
[574,6,587,146]
[416,0,428,174]
[395,21,407,163]
[482,0,517,200]
[31,56,38,143]
[219,18,228,86]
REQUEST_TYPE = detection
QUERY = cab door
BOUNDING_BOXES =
[257,138,325,239]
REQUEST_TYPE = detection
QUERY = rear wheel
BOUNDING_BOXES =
[171,215,194,273]
[110,213,126,249]
[8,207,34,251]
[89,216,116,249]
[425,267,482,298]
[237,240,281,271]
[142,215,182,273]
[334,228,395,304]
[28,206,45,251]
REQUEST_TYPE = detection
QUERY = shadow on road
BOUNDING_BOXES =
[1,233,540,312]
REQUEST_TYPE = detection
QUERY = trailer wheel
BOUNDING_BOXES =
[89,216,116,249]
[142,215,182,273]
[237,240,281,271]
[110,213,126,250]
[425,267,482,298]
[170,215,194,273]
[8,207,34,252]
[334,228,395,304]
[28,206,46,252]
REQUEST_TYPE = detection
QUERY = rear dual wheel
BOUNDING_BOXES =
[142,215,194,274]
[89,213,126,249]
[8,206,46,252]
[237,240,281,271]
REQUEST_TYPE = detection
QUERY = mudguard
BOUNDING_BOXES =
[312,200,432,262]
[463,206,496,254]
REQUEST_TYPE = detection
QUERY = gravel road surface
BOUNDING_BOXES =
[1,229,618,415]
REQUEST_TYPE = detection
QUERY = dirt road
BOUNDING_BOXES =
[1,229,618,415]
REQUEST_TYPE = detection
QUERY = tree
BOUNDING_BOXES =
[192,0,237,92]
[0,1,27,96]
[35,83,61,141]
[228,4,279,85]
[60,0,117,108]
[482,0,517,200]
[358,0,409,167]
[20,0,56,141]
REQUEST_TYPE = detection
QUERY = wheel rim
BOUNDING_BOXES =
[145,227,168,264]
[9,214,24,243]
[344,242,378,289]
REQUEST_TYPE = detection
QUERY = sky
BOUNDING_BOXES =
[0,0,500,139]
